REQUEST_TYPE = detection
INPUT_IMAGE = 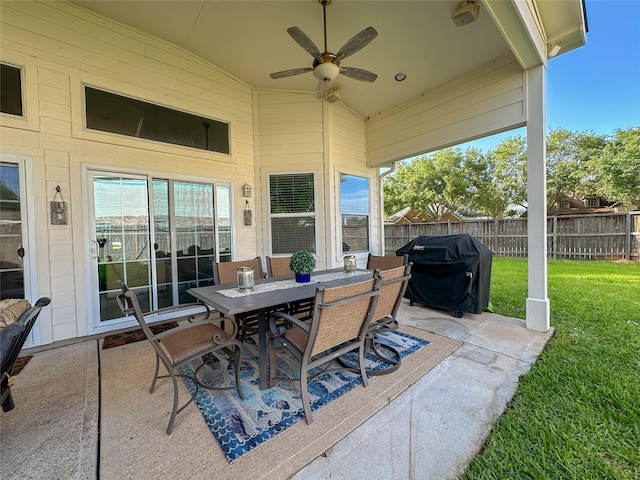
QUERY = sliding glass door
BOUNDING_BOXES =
[88,170,231,330]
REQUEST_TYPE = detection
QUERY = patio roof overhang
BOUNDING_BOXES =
[70,0,587,126]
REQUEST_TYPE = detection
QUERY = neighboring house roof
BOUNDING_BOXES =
[548,196,624,215]
[386,207,425,224]
[440,212,462,222]
[386,207,460,224]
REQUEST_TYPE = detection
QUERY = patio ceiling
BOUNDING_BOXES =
[71,0,585,120]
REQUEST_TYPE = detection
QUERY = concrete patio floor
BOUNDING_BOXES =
[295,303,554,479]
[0,300,553,479]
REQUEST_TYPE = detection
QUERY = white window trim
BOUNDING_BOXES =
[71,73,234,162]
[0,56,40,131]
[1,154,41,345]
[266,171,318,256]
[337,171,372,261]
[81,163,233,334]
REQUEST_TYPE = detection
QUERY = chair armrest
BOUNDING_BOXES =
[155,310,240,344]
[268,311,310,337]
[143,303,212,323]
[211,315,240,346]
[115,293,134,316]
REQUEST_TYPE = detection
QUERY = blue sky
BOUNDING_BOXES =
[460,0,640,152]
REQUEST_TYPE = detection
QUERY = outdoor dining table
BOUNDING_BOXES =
[188,268,373,389]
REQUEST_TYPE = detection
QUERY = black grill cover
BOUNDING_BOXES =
[396,234,493,315]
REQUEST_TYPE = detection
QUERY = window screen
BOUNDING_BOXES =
[0,64,23,117]
[84,86,229,154]
[269,173,316,254]
[340,174,370,253]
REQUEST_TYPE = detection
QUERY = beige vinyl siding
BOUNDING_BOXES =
[38,67,72,137]
[331,108,367,164]
[44,149,75,342]
[365,57,526,167]
[327,103,381,265]
[255,94,375,270]
[1,1,256,343]
[255,91,328,268]
[257,92,324,161]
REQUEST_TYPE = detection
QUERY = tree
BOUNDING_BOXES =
[545,129,607,205]
[480,135,528,217]
[383,127,638,220]
[384,144,524,220]
[383,148,474,220]
[592,126,640,206]
[460,147,496,218]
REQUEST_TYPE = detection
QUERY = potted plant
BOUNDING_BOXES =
[289,251,316,283]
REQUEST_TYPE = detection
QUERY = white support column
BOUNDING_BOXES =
[526,65,550,332]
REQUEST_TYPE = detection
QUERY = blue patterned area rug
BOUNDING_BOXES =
[179,330,429,463]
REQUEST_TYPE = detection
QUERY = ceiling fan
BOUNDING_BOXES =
[270,0,378,100]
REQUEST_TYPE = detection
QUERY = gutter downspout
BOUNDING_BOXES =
[378,162,399,256]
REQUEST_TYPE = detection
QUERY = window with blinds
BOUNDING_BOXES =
[269,173,316,254]
[340,173,370,253]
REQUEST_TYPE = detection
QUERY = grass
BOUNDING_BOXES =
[462,258,640,480]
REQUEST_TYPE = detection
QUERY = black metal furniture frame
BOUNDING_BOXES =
[267,276,381,424]
[0,297,51,412]
[116,282,244,434]
[188,268,373,389]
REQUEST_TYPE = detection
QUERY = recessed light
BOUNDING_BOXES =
[395,73,407,82]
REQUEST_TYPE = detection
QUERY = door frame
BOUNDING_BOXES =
[1,153,40,345]
[82,164,234,335]
[84,168,151,334]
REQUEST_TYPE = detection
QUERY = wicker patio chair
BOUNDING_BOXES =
[267,275,381,424]
[366,253,408,270]
[116,281,244,434]
[0,297,51,412]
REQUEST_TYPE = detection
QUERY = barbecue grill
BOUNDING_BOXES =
[396,234,493,317]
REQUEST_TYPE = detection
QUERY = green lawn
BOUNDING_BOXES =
[462,258,640,480]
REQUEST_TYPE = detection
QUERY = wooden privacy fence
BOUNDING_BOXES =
[384,212,640,261]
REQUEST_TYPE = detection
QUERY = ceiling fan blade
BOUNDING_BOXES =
[339,66,378,82]
[335,26,378,62]
[287,27,323,63]
[316,80,330,99]
[270,67,313,79]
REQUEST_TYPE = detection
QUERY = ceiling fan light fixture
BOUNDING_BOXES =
[313,62,340,82]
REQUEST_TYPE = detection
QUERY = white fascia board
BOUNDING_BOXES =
[483,0,547,69]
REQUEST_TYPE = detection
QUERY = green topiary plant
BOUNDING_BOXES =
[289,251,316,274]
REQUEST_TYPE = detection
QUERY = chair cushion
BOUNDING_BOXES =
[0,299,31,334]
[284,325,309,352]
[160,323,231,364]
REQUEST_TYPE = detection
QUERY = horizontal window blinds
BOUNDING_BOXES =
[269,173,316,254]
